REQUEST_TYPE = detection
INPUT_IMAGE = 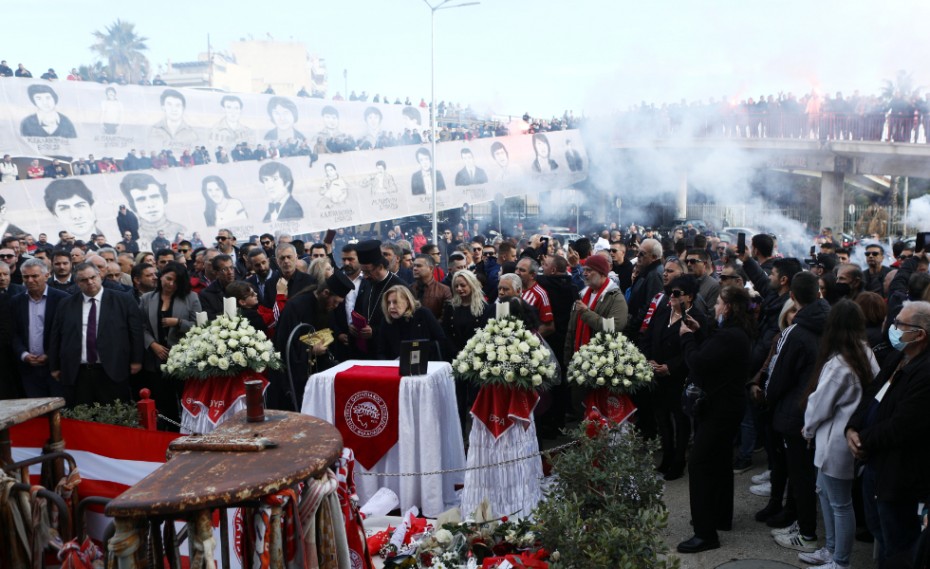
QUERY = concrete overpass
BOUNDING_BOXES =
[611,137,930,231]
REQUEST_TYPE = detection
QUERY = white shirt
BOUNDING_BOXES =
[344,272,364,320]
[81,289,104,363]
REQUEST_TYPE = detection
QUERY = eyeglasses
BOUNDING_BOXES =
[483,252,495,257]
[899,254,914,260]
[0,254,14,259]
[610,249,620,253]
[179,248,190,253]
[215,236,228,241]
[261,241,272,246]
[865,251,882,257]
[685,258,703,265]
[719,274,738,281]
[670,289,684,297]
[893,319,925,332]
[472,248,482,252]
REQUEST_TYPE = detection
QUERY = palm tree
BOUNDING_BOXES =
[91,19,149,83]
[880,70,922,102]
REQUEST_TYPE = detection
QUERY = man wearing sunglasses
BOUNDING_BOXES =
[846,301,930,564]
[863,244,891,297]
[685,249,719,320]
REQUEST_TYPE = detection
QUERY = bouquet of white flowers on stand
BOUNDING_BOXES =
[453,310,559,522]
[163,298,283,434]
[566,328,654,425]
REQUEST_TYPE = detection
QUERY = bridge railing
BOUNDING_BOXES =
[614,111,929,144]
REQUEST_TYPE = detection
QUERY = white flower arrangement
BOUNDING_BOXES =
[566,331,654,394]
[451,315,558,390]
[161,314,283,379]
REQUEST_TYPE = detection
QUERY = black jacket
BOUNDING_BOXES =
[847,348,930,501]
[537,273,579,367]
[744,257,790,375]
[680,321,750,419]
[624,260,664,338]
[766,299,830,434]
[375,307,449,361]
[441,302,493,355]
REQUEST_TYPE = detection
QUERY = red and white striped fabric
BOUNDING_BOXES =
[522,283,554,323]
[9,417,180,541]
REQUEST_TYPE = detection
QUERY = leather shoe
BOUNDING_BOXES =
[676,536,720,554]
[754,502,781,522]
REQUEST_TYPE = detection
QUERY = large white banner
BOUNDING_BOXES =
[0,80,586,245]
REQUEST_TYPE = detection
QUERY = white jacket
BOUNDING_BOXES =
[0,161,18,182]
[802,349,879,479]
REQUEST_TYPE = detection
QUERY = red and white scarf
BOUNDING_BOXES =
[574,278,612,350]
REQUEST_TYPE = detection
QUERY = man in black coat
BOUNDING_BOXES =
[623,238,664,339]
[116,204,139,241]
[198,254,239,321]
[48,263,144,406]
[765,272,829,548]
[846,300,930,565]
[537,254,579,435]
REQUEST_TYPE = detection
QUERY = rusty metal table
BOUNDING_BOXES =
[105,409,343,568]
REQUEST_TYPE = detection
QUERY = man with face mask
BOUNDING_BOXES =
[846,300,930,565]
[834,263,864,301]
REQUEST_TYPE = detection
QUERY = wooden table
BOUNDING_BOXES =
[105,409,343,568]
[0,397,66,480]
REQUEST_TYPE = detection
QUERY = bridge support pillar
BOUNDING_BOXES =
[677,171,688,219]
[820,172,844,233]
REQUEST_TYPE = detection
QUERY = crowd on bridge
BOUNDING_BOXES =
[618,89,930,144]
[1,212,929,567]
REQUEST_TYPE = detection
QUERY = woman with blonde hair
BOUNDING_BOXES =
[308,256,334,289]
[375,284,448,361]
[442,270,494,427]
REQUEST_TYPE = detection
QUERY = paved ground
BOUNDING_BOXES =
[660,461,876,568]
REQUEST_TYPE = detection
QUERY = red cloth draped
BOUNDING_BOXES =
[180,371,268,425]
[583,389,637,425]
[470,383,540,439]
[334,366,402,469]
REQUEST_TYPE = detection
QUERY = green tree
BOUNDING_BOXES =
[91,19,149,83]
[880,70,922,101]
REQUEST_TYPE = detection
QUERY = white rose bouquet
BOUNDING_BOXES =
[566,331,653,394]
[161,314,283,379]
[451,315,558,390]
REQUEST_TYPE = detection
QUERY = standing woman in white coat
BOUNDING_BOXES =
[801,300,879,569]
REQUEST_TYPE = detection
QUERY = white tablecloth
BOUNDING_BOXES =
[302,360,466,518]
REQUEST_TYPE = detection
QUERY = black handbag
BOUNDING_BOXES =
[681,382,706,419]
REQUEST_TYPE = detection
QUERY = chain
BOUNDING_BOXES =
[356,439,579,477]
[157,414,202,436]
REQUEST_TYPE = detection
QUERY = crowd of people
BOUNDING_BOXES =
[2,207,927,566]
[618,89,930,143]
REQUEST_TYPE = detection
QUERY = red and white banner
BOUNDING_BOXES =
[9,417,180,540]
[334,365,401,470]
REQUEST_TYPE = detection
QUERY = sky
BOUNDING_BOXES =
[4,0,930,120]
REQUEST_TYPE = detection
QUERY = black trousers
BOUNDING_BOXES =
[783,432,818,538]
[654,378,690,468]
[67,365,131,407]
[689,409,742,541]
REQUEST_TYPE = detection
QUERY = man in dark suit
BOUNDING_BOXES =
[11,259,69,397]
[0,260,25,297]
[411,147,446,195]
[198,254,239,320]
[259,162,303,222]
[48,262,144,406]
[454,148,489,186]
[246,247,279,308]
[271,243,314,298]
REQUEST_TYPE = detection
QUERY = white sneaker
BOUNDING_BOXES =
[751,470,772,485]
[774,529,817,553]
[770,520,799,537]
[798,546,833,565]
[750,482,772,497]
[807,562,848,569]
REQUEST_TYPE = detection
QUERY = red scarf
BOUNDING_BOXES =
[574,278,610,351]
[639,292,665,333]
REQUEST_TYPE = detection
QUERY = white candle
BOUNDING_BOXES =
[195,312,207,327]
[603,317,615,332]
[496,301,510,319]
[223,297,238,319]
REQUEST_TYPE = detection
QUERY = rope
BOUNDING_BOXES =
[355,439,578,477]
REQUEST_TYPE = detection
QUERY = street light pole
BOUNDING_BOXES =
[423,0,479,248]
